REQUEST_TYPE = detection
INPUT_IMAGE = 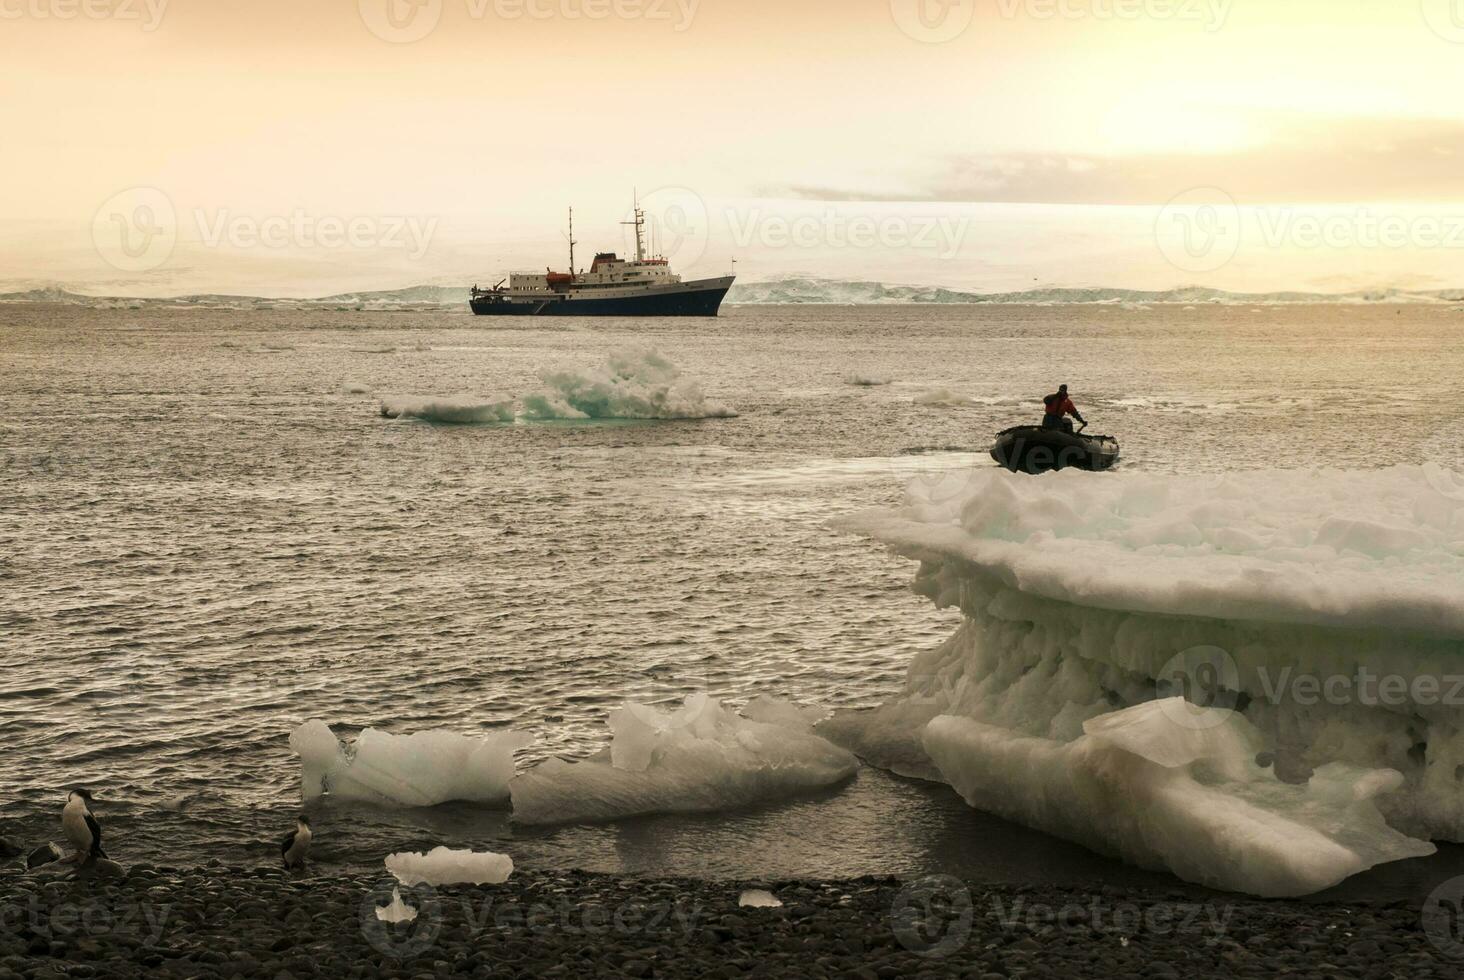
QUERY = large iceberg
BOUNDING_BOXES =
[290,721,532,807]
[829,464,1464,896]
[509,694,857,824]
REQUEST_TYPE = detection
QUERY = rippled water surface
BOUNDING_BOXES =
[6,303,1464,898]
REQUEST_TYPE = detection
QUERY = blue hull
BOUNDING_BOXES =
[470,283,730,317]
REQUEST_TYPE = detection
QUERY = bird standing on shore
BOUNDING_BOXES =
[62,789,106,863]
[280,814,312,869]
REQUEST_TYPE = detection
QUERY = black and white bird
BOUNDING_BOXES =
[62,789,106,863]
[280,814,312,870]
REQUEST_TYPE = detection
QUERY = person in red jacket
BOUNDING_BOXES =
[1042,384,1085,431]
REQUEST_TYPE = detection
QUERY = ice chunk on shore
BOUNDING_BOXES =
[375,889,418,922]
[290,721,531,807]
[385,846,513,886]
[379,395,516,424]
[509,694,857,825]
[519,348,736,420]
[831,465,1464,895]
[739,889,783,908]
[924,701,1433,898]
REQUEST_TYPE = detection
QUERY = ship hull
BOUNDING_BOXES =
[470,277,733,317]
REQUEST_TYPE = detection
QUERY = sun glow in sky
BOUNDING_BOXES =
[3,0,1464,295]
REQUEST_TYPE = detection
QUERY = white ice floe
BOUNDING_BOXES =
[385,846,514,886]
[738,889,783,908]
[509,694,856,825]
[519,348,736,420]
[379,394,516,424]
[290,721,531,807]
[375,888,419,922]
[829,464,1464,896]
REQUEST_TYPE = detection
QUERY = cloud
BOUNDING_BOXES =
[786,116,1464,206]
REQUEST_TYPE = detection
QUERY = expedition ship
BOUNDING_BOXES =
[470,203,734,317]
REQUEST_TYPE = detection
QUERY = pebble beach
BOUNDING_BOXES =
[2,865,1458,979]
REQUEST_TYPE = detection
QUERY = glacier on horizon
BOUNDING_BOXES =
[7,278,1464,309]
[828,464,1464,897]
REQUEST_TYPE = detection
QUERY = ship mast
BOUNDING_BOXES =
[621,193,647,263]
[567,207,577,276]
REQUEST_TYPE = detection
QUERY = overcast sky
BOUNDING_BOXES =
[4,0,1464,295]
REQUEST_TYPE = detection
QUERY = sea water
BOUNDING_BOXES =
[6,302,1464,899]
